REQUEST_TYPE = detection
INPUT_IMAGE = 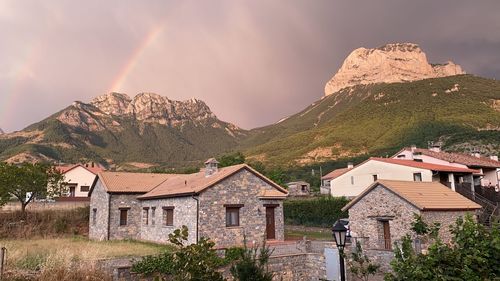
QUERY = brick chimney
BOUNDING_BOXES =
[204,158,219,177]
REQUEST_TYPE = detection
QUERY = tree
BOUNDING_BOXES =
[385,214,500,281]
[346,241,380,281]
[132,226,226,281]
[0,162,65,214]
[230,238,274,281]
[217,152,246,168]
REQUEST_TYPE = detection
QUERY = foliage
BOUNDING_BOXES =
[410,213,440,239]
[0,162,65,213]
[230,238,274,281]
[385,214,500,281]
[132,226,226,281]
[217,152,246,168]
[346,241,380,281]
[284,197,349,227]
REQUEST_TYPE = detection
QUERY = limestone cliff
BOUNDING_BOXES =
[324,43,465,96]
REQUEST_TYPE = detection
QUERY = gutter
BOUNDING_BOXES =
[107,193,111,240]
[191,195,199,243]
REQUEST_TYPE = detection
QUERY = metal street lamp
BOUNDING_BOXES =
[332,220,347,281]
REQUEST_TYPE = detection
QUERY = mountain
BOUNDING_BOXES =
[0,92,245,168]
[241,43,499,167]
[0,128,3,134]
[324,43,464,96]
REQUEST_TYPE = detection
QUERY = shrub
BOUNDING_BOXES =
[284,197,349,227]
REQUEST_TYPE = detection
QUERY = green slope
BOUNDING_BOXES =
[241,75,500,167]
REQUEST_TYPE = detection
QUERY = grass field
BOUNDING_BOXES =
[284,225,333,241]
[0,237,171,270]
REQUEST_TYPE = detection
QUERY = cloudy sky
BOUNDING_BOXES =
[1,0,500,132]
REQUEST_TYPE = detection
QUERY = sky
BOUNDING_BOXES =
[1,0,500,132]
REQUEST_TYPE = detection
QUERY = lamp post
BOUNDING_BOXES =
[332,220,347,281]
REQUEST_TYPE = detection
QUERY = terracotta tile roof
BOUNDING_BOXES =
[321,167,352,180]
[258,189,288,199]
[371,157,479,173]
[135,164,287,199]
[411,148,500,168]
[56,164,104,175]
[343,180,482,211]
[98,172,173,193]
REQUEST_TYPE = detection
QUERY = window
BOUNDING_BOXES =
[92,208,97,225]
[151,207,156,226]
[224,204,243,227]
[80,186,90,192]
[119,208,129,226]
[163,207,174,226]
[143,207,149,225]
[351,176,355,185]
[413,172,422,182]
[397,154,406,158]
[372,175,378,182]
[301,185,307,192]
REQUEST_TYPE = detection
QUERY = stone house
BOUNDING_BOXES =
[326,157,479,198]
[342,180,481,252]
[88,160,288,248]
[286,181,311,196]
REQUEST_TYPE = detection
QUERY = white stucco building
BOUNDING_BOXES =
[326,157,478,198]
[57,164,104,197]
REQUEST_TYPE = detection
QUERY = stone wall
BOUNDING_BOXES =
[1,200,89,212]
[139,197,198,245]
[89,179,110,240]
[348,185,419,250]
[422,210,477,243]
[109,193,143,240]
[198,169,285,248]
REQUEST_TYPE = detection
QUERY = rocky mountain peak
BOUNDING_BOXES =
[324,43,465,96]
[0,128,4,134]
[90,92,132,116]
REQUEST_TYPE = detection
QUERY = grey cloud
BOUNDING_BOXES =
[0,0,499,132]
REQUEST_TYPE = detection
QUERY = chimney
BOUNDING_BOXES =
[428,141,442,152]
[91,162,95,168]
[490,155,499,161]
[410,145,417,152]
[204,158,219,177]
[347,162,354,169]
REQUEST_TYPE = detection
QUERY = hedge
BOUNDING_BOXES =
[284,197,350,227]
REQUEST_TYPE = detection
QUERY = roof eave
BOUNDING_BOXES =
[138,191,197,200]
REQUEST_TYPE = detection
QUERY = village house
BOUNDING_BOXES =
[325,157,479,198]
[286,181,311,196]
[342,180,481,254]
[88,159,288,248]
[393,146,500,191]
[56,163,103,198]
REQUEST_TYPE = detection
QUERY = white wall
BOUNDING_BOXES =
[330,160,433,198]
[64,166,97,197]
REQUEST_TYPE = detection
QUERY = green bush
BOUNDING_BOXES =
[284,197,349,227]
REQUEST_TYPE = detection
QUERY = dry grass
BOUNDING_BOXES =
[0,207,89,239]
[1,237,169,270]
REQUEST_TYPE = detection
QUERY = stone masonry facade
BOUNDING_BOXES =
[89,180,110,240]
[421,210,477,244]
[198,169,285,248]
[348,186,419,250]
[139,197,198,245]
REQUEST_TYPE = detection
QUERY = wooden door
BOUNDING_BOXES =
[266,207,276,240]
[382,221,391,250]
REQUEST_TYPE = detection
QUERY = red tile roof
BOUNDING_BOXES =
[140,164,287,199]
[56,164,104,175]
[371,157,480,173]
[321,167,352,180]
[343,180,482,211]
[408,148,500,168]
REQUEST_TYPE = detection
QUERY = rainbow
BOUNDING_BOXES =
[107,24,165,93]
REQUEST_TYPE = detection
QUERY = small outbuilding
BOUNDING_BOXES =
[286,181,311,196]
[342,180,481,251]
